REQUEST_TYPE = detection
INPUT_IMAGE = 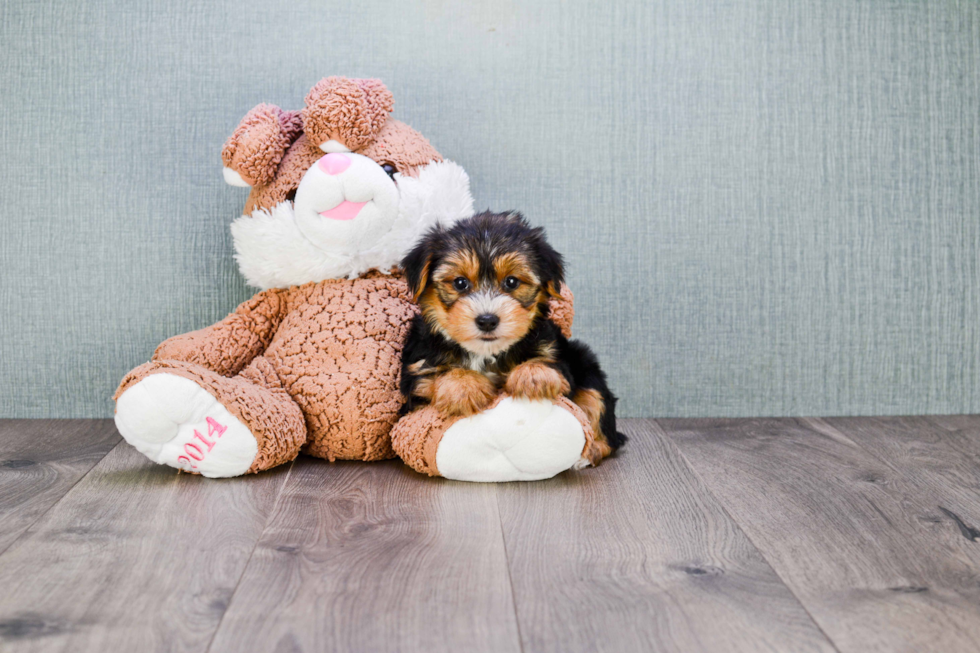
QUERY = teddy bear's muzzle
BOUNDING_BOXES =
[291,152,400,254]
[318,152,352,176]
[314,154,367,220]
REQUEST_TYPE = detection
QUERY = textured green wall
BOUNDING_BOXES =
[2,0,978,418]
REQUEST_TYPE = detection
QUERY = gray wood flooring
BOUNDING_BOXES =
[1,417,979,652]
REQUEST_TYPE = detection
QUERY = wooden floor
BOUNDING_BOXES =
[1,417,979,652]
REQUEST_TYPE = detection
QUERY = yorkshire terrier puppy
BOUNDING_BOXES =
[400,211,625,461]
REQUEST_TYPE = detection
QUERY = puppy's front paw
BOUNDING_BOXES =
[505,362,570,402]
[433,369,497,417]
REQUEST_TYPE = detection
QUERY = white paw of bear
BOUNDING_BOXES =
[436,397,586,482]
[114,373,258,478]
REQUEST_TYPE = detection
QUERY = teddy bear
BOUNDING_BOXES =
[113,76,603,481]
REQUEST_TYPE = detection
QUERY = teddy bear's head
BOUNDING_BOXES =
[221,77,473,289]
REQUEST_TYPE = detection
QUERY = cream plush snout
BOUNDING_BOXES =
[292,152,399,256]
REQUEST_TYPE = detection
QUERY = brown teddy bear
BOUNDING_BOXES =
[113,77,601,481]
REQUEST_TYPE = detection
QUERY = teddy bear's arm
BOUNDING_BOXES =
[152,288,289,377]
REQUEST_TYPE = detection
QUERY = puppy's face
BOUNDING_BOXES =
[426,249,545,357]
[404,212,564,357]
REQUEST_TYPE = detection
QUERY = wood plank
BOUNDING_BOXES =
[661,417,980,653]
[207,458,522,653]
[821,416,980,544]
[0,441,292,652]
[0,419,119,555]
[921,415,980,465]
[495,419,836,653]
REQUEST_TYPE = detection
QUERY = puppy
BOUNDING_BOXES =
[399,211,626,462]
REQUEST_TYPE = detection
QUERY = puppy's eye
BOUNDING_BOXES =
[381,163,397,179]
[452,277,470,292]
[503,276,521,291]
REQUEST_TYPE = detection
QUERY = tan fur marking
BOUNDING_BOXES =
[422,245,551,356]
[491,296,534,343]
[445,297,482,337]
[511,283,539,306]
[435,249,480,288]
[573,387,612,463]
[412,376,435,401]
[573,387,604,431]
[427,286,534,354]
[419,286,451,334]
[545,280,562,299]
[504,361,570,401]
[590,438,613,463]
[494,252,539,285]
[494,252,541,306]
[412,259,431,302]
[536,342,557,364]
[432,368,497,417]
[407,359,446,377]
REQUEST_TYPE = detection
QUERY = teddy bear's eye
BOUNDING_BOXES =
[381,163,397,179]
[452,277,470,292]
[503,276,521,291]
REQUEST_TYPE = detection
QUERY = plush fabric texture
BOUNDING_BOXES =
[389,403,450,477]
[302,77,394,153]
[115,372,263,477]
[221,104,304,187]
[117,271,417,465]
[435,397,591,482]
[116,359,307,473]
[240,121,441,215]
[549,285,575,339]
[231,159,475,287]
[151,288,289,376]
[113,76,587,481]
[357,120,442,178]
[391,394,595,478]
[228,76,438,216]
[114,268,579,472]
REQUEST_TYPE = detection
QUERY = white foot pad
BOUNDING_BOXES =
[436,398,586,482]
[114,373,258,478]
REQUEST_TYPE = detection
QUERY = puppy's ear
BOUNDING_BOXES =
[529,226,565,298]
[402,227,444,302]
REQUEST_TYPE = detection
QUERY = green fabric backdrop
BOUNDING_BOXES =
[2,0,978,418]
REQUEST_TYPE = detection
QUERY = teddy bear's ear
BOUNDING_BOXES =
[302,77,394,153]
[222,104,303,187]
[401,226,444,302]
[356,78,395,131]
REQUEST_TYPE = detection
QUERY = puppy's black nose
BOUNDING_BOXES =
[475,314,500,332]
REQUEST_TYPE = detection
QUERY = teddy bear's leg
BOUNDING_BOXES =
[391,396,598,482]
[114,358,306,478]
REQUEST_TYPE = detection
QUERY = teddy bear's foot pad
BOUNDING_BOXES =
[114,373,258,478]
[436,397,586,482]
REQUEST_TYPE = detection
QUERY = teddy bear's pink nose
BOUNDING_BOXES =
[317,153,351,176]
